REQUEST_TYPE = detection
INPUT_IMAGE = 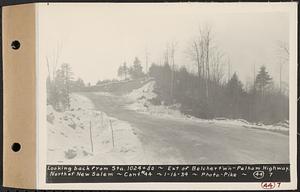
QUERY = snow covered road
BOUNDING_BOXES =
[82,92,289,164]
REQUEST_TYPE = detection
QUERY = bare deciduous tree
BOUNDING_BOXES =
[188,26,226,99]
[170,41,177,100]
[210,48,225,84]
[277,40,289,94]
[46,41,63,81]
[277,40,289,61]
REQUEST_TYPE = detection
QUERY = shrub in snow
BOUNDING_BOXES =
[169,103,181,110]
[47,113,55,124]
[149,97,161,105]
[68,121,77,129]
[274,121,289,128]
[138,96,146,100]
[237,119,250,124]
[82,150,91,157]
[64,149,77,159]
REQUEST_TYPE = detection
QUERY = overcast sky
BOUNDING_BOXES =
[39,3,291,86]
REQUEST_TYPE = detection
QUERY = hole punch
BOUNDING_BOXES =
[11,143,21,152]
[11,40,21,50]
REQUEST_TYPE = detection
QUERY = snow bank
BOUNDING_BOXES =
[126,81,188,120]
[47,93,144,164]
[209,118,289,132]
[127,80,157,100]
[125,81,289,133]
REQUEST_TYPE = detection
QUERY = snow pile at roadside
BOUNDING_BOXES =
[126,81,190,120]
[208,118,289,132]
[127,80,157,100]
[186,115,288,133]
[47,93,144,164]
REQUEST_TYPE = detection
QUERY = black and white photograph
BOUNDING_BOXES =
[43,3,292,166]
[1,2,297,190]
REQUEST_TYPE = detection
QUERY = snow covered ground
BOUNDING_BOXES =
[125,81,289,133]
[47,93,144,164]
[207,118,289,133]
[92,92,116,97]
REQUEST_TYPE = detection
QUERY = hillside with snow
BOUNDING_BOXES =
[47,93,145,164]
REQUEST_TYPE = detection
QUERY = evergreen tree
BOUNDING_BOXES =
[117,62,129,80]
[117,65,124,79]
[76,78,85,87]
[226,73,244,118]
[255,66,273,96]
[54,68,66,111]
[47,76,59,108]
[48,63,73,111]
[61,63,73,110]
[70,77,85,91]
[174,66,190,104]
[227,73,243,94]
[129,57,145,79]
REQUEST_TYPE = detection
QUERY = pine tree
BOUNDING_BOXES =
[61,63,73,110]
[226,72,244,118]
[227,73,243,94]
[76,78,85,87]
[70,78,85,91]
[47,76,59,108]
[117,65,124,79]
[54,68,66,111]
[118,62,129,80]
[255,66,272,96]
[129,57,144,79]
[123,62,128,79]
[50,63,73,111]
